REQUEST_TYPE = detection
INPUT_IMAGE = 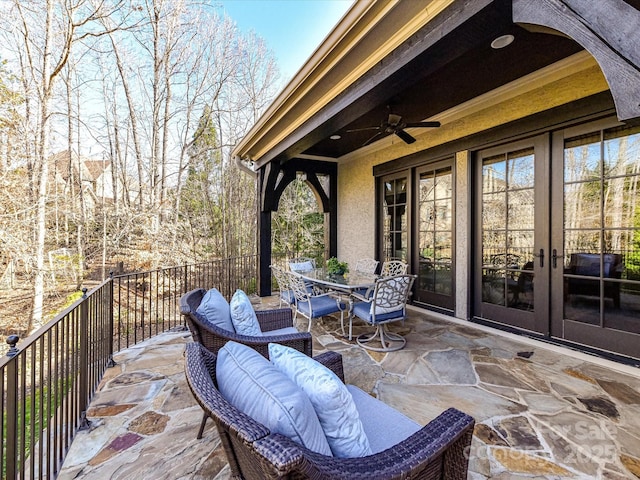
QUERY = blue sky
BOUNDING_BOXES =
[217,0,353,80]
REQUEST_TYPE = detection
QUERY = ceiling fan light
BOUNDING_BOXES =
[491,34,514,49]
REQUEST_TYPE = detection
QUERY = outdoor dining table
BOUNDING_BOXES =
[297,268,378,340]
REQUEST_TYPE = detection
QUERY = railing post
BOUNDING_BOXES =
[78,287,91,430]
[181,263,186,296]
[6,335,20,478]
[107,273,117,368]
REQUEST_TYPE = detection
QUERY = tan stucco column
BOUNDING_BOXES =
[455,150,471,320]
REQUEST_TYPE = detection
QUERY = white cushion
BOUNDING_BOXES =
[217,341,332,456]
[195,289,233,332]
[268,343,372,458]
[229,290,262,336]
[289,261,314,272]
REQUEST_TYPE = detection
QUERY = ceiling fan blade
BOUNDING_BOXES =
[346,126,381,133]
[403,121,441,128]
[394,129,416,144]
[363,131,384,146]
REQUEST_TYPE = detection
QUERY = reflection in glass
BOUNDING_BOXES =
[418,166,453,298]
[483,192,506,227]
[563,125,640,331]
[482,148,535,310]
[382,178,408,262]
[564,133,600,183]
[508,149,535,189]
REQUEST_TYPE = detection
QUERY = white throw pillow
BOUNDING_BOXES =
[268,343,372,458]
[289,261,314,272]
[195,288,234,332]
[217,341,332,455]
[229,290,262,336]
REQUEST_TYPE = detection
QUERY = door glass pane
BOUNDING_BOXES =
[564,133,600,182]
[564,182,601,229]
[482,148,535,311]
[483,192,506,227]
[382,177,408,262]
[418,167,452,297]
[563,125,640,331]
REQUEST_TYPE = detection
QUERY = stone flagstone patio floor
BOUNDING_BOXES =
[58,297,640,479]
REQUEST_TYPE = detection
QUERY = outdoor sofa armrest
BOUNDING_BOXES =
[179,287,206,316]
[309,350,344,382]
[252,407,475,480]
[194,317,312,358]
[256,307,296,331]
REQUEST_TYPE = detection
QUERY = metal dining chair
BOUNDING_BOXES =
[351,274,416,352]
[289,257,316,272]
[289,271,346,332]
[270,264,295,308]
[381,260,408,276]
[354,258,379,274]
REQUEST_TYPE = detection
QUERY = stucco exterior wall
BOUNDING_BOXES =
[337,156,376,267]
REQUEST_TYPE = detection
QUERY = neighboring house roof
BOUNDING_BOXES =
[48,150,115,201]
[83,160,111,182]
[233,0,640,170]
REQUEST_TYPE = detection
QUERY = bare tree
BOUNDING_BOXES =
[3,0,131,329]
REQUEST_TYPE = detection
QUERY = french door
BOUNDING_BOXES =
[414,161,455,311]
[380,173,410,264]
[475,122,640,359]
[474,136,549,333]
[551,120,640,359]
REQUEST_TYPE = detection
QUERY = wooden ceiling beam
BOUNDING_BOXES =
[513,0,640,122]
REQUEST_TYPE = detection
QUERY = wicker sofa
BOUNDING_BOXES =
[179,288,312,359]
[184,342,475,480]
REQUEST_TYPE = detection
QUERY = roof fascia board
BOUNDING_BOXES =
[234,0,461,163]
[231,0,380,158]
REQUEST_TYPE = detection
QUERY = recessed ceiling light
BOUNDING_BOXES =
[330,134,341,140]
[491,34,514,49]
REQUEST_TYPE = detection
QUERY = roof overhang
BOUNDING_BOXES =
[232,0,640,170]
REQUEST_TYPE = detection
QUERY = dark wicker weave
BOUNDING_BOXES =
[184,342,475,480]
[179,288,312,359]
[180,288,314,439]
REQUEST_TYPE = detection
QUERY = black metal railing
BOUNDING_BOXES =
[1,255,258,479]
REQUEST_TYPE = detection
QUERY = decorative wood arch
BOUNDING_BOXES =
[513,0,640,122]
[257,159,337,295]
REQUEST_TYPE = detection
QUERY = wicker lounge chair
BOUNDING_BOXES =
[184,342,475,480]
[180,288,314,439]
[179,288,312,359]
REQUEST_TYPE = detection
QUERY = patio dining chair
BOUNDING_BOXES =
[351,274,416,352]
[381,260,408,276]
[354,257,379,274]
[289,271,346,332]
[270,264,295,308]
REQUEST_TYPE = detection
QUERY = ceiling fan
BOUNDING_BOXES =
[346,108,441,146]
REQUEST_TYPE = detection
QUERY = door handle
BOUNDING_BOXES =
[552,249,561,269]
[533,248,544,268]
